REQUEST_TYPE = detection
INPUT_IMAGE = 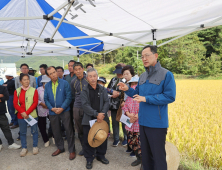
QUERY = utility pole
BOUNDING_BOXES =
[137,50,138,75]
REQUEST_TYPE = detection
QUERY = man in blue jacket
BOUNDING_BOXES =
[44,66,76,160]
[118,45,176,170]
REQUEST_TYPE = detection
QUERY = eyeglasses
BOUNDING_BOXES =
[141,53,155,60]
[21,68,28,70]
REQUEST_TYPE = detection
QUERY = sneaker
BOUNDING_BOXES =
[0,145,2,151]
[130,151,136,157]
[122,140,127,146]
[20,148,28,157]
[16,136,20,141]
[33,147,39,155]
[44,141,50,147]
[112,140,120,147]
[126,148,132,153]
[8,143,21,149]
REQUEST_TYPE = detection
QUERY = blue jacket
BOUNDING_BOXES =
[37,75,43,87]
[44,78,72,115]
[125,62,176,128]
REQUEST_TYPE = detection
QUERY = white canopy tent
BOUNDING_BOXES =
[0,0,222,58]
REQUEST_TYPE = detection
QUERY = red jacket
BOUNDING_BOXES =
[13,89,38,119]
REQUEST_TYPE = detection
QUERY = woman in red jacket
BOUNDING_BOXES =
[13,73,39,157]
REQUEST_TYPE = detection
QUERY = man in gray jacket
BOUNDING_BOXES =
[70,62,88,156]
[15,63,36,89]
[81,68,109,169]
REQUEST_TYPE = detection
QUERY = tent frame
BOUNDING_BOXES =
[0,1,222,57]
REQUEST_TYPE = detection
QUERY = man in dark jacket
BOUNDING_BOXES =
[44,66,76,160]
[70,62,88,156]
[118,45,176,170]
[81,68,110,169]
[0,85,21,151]
[3,71,18,129]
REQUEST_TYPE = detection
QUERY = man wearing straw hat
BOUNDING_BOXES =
[81,68,110,169]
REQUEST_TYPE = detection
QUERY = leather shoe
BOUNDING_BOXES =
[11,125,19,129]
[52,149,65,156]
[86,161,93,169]
[69,152,76,160]
[96,157,109,164]
[9,123,13,126]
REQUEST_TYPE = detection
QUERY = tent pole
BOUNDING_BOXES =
[48,1,70,18]
[105,32,152,54]
[26,0,30,53]
[0,28,43,41]
[80,43,102,56]
[33,47,69,55]
[152,29,157,46]
[53,17,146,45]
[0,16,42,21]
[0,40,23,44]
[50,0,75,40]
[31,20,49,53]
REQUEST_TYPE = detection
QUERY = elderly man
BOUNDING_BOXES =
[70,62,88,156]
[0,85,21,151]
[118,45,176,170]
[3,71,18,129]
[81,68,110,169]
[15,63,36,89]
[44,66,76,160]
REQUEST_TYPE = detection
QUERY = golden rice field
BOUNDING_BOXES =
[167,80,222,169]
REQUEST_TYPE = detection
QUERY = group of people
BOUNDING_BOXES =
[0,45,176,170]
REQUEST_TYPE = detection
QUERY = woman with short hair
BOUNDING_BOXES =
[13,73,39,157]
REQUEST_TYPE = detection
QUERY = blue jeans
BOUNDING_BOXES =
[18,118,38,148]
[7,95,18,126]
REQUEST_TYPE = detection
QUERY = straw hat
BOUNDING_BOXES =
[166,141,180,170]
[88,120,109,148]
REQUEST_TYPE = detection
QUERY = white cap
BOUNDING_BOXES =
[41,75,51,83]
[5,70,14,77]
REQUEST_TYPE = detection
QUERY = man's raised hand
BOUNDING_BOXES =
[117,82,129,91]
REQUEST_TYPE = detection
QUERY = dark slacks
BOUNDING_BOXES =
[83,125,107,162]
[38,116,49,143]
[140,125,167,170]
[0,114,14,145]
[70,101,75,135]
[49,111,75,153]
[73,107,84,145]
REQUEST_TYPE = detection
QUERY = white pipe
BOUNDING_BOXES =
[50,0,75,40]
[33,47,69,55]
[0,39,23,44]
[31,20,48,53]
[80,43,101,56]
[0,28,44,41]
[0,16,42,21]
[48,1,70,18]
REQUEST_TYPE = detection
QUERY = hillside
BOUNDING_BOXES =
[0,56,74,70]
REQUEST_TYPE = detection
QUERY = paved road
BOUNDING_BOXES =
[0,113,140,170]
